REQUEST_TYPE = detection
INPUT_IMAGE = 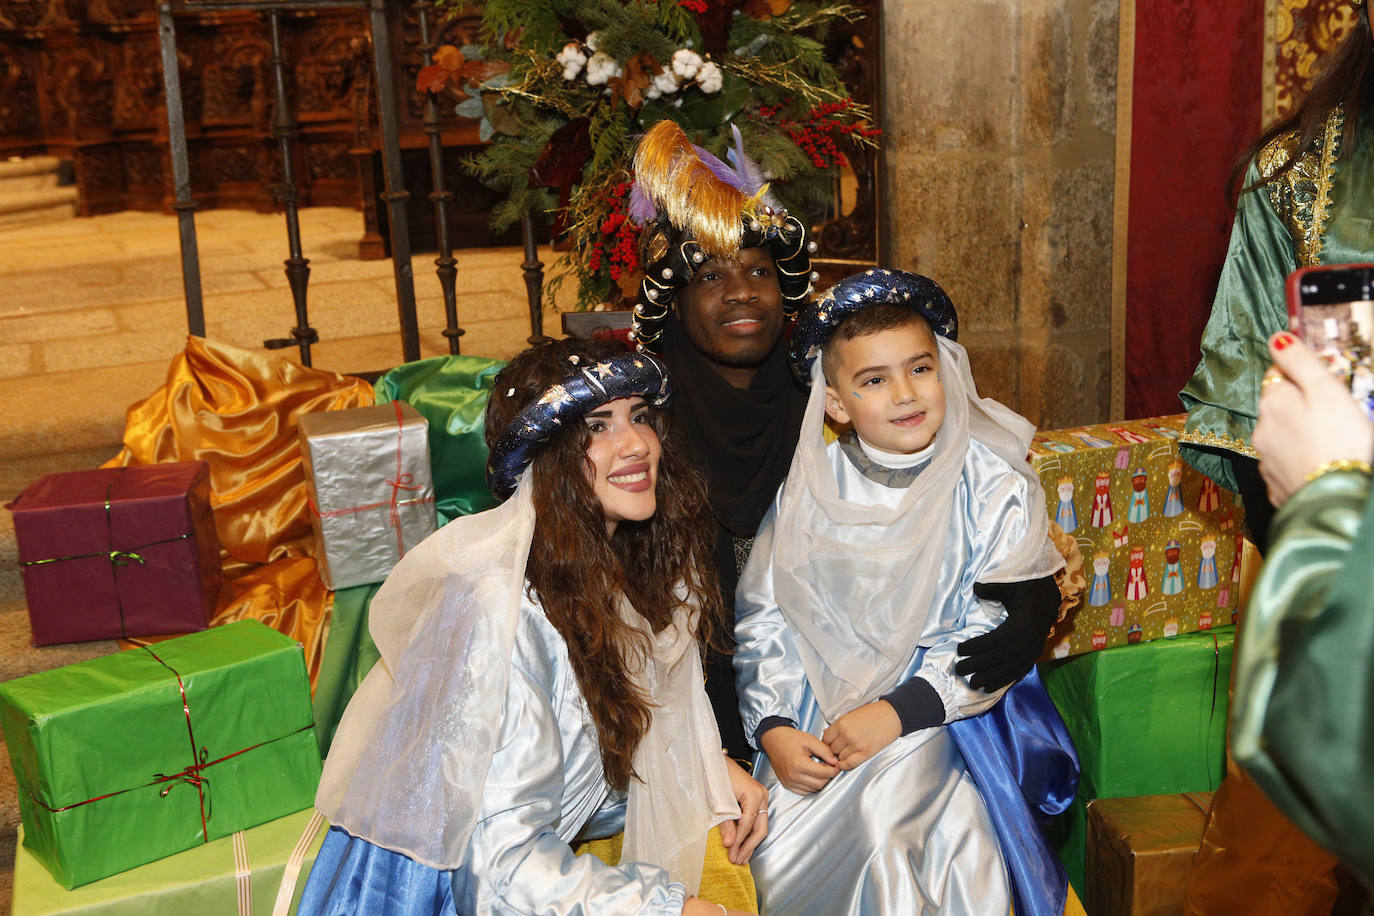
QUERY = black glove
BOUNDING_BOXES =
[955,576,1060,692]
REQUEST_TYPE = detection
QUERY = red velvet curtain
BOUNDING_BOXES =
[1122,2,1265,418]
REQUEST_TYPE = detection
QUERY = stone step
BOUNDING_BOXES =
[0,156,63,196]
[0,186,77,230]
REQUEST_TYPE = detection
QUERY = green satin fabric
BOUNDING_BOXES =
[1180,114,1374,493]
[1231,470,1374,885]
[312,581,383,757]
[373,354,506,523]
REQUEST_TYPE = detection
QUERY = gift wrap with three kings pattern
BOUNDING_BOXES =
[1029,414,1244,657]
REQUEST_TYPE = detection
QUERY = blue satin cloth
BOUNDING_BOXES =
[300,827,458,915]
[949,666,1079,916]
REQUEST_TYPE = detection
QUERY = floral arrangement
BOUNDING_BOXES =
[430,0,878,309]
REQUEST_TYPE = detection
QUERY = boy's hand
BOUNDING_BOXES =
[822,700,902,770]
[759,726,839,795]
[718,757,769,865]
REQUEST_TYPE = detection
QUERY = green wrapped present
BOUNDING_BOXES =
[0,620,322,889]
[11,808,328,915]
[1041,626,1233,800]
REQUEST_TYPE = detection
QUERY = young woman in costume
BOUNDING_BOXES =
[1181,0,1373,551]
[300,337,767,915]
[1178,4,1372,909]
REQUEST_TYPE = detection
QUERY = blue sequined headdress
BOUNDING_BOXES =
[485,351,672,500]
[789,268,960,384]
[627,120,816,353]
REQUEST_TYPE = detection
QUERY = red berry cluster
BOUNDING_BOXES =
[590,181,639,282]
[761,98,882,170]
[678,0,710,11]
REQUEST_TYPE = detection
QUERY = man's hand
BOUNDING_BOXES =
[821,700,901,771]
[759,726,838,795]
[955,576,1059,691]
[718,757,769,865]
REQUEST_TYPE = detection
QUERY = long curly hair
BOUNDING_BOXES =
[484,336,725,790]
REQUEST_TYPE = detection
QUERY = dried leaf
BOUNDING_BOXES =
[416,63,450,94]
[434,44,464,71]
[617,52,655,109]
[530,118,592,188]
[460,59,510,85]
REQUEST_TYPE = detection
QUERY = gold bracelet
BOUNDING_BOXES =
[1303,458,1374,485]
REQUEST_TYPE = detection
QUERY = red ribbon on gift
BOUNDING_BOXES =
[307,400,435,559]
[21,645,314,844]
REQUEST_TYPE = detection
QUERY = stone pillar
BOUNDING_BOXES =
[882,0,1118,428]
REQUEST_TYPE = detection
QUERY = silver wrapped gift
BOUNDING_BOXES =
[298,401,437,590]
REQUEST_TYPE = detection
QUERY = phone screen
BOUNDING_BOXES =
[1287,264,1374,420]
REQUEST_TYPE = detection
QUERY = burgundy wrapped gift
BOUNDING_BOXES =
[7,463,221,645]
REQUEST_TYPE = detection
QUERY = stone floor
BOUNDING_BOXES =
[0,205,574,912]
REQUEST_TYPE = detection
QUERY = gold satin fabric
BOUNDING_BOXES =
[105,337,375,683]
[575,826,759,913]
[1183,755,1340,914]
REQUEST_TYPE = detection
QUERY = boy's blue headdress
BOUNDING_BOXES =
[485,351,671,499]
[790,268,959,384]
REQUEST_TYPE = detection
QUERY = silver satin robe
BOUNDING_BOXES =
[449,591,685,914]
[735,438,1040,915]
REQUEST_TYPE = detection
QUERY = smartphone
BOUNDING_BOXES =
[1285,264,1374,420]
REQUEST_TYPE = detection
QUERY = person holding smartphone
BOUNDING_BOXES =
[1176,4,1374,912]
[1233,331,1374,890]
[1179,2,1374,555]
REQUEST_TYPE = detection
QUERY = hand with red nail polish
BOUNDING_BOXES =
[1253,332,1374,507]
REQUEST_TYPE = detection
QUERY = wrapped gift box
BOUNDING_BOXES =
[1085,792,1213,916]
[1030,414,1244,658]
[298,400,437,590]
[7,463,221,645]
[1040,626,1233,800]
[0,620,322,888]
[11,808,328,915]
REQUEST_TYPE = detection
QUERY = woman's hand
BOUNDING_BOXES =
[718,757,768,865]
[758,726,838,795]
[1253,332,1374,507]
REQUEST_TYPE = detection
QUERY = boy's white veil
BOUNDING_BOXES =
[765,336,1062,720]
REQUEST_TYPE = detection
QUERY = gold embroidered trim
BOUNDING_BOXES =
[1309,107,1343,265]
[1261,107,1345,267]
[1178,428,1258,459]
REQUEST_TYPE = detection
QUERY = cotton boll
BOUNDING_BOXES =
[556,42,587,81]
[671,48,703,80]
[650,65,679,96]
[696,60,723,94]
[585,51,622,87]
